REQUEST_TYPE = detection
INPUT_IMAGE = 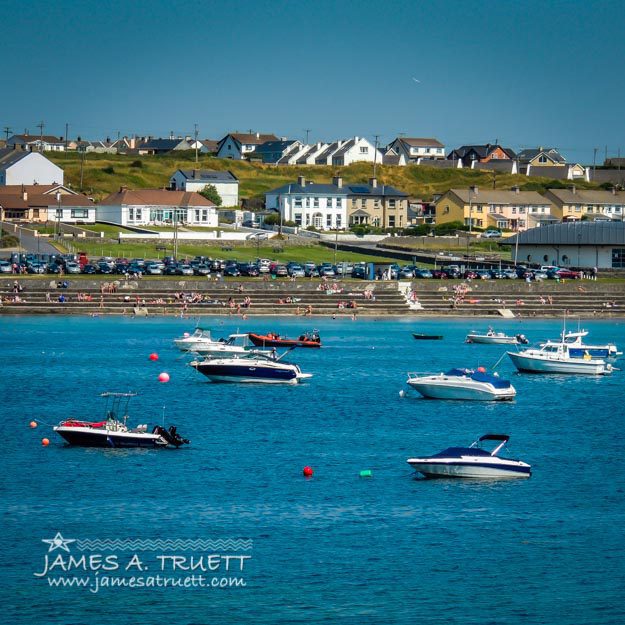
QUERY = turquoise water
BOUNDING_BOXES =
[1,316,624,624]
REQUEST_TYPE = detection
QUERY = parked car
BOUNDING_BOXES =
[399,265,416,279]
[223,264,241,277]
[413,269,433,279]
[0,260,12,273]
[239,263,260,277]
[549,268,582,280]
[502,269,518,279]
[489,269,505,279]
[81,264,97,274]
[144,264,163,275]
[476,270,491,280]
[304,262,319,277]
[482,230,502,238]
[272,264,289,277]
[177,265,195,276]
[351,265,367,279]
[318,263,336,277]
[27,262,47,274]
[431,269,448,279]
[194,264,211,276]
[287,263,305,278]
[97,262,114,274]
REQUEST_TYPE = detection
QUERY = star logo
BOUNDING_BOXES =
[42,532,76,553]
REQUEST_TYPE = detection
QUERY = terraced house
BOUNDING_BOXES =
[543,187,625,221]
[385,137,445,162]
[265,176,347,230]
[435,186,555,231]
[346,178,408,228]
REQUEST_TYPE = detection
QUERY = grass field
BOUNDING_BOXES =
[48,151,602,203]
[81,224,136,235]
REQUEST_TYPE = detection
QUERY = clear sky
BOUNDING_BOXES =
[2,0,624,164]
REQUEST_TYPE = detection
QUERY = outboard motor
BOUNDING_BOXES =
[516,334,529,345]
[152,425,189,447]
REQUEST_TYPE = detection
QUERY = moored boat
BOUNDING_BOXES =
[174,328,224,352]
[412,333,443,340]
[189,349,313,384]
[406,368,516,401]
[407,434,531,479]
[53,392,189,448]
[192,333,253,356]
[248,330,321,348]
[466,328,528,345]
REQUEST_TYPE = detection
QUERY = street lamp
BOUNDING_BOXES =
[55,191,62,240]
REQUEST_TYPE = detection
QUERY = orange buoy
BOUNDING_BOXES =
[149,353,159,361]
[303,466,314,477]
[41,438,50,446]
[477,366,486,373]
[29,421,38,428]
[158,372,170,383]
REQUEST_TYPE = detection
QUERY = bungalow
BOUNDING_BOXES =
[265,176,348,230]
[447,143,516,164]
[200,139,219,154]
[386,137,445,162]
[254,140,303,164]
[0,149,64,185]
[435,186,554,232]
[543,187,625,222]
[169,169,239,206]
[345,178,409,229]
[97,188,218,227]
[524,163,588,180]
[136,138,193,155]
[7,134,66,152]
[0,185,93,223]
[216,132,279,160]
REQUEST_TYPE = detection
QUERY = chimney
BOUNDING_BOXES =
[22,188,27,201]
[333,175,343,188]
[193,169,198,179]
[120,185,128,193]
[470,185,479,195]
[613,187,617,195]
[256,132,260,139]
[571,185,576,194]
[511,185,520,193]
[297,175,305,186]
[369,177,378,188]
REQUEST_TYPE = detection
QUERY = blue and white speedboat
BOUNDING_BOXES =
[407,434,531,479]
[189,349,312,384]
[406,368,516,401]
[560,330,621,359]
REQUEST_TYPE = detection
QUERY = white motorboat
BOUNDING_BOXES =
[407,434,531,479]
[508,334,614,375]
[174,327,224,352]
[191,333,253,356]
[189,349,313,384]
[560,330,621,359]
[406,368,516,401]
[466,328,528,345]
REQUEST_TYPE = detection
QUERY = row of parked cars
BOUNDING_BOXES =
[395,263,582,280]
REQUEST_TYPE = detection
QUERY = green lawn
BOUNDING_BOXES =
[81,224,135,235]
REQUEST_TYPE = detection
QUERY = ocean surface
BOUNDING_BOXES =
[1,316,624,625]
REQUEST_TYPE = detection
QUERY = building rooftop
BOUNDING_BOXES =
[176,169,238,183]
[101,188,215,207]
[504,221,625,246]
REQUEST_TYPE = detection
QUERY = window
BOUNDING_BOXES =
[135,208,142,221]
[374,199,381,209]
[388,215,396,227]
[388,199,396,208]
[201,210,208,222]
[294,197,303,208]
[511,207,516,214]
[352,198,357,207]
[313,197,319,208]
[294,213,302,226]
[326,214,332,227]
[359,146,369,154]
[336,215,342,227]
[612,249,625,268]
[129,208,134,221]
[33,209,40,218]
[361,199,367,209]
[539,155,547,163]
[71,209,88,218]
[194,209,201,221]
[313,213,323,228]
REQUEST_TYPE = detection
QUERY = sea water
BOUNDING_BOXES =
[1,316,624,624]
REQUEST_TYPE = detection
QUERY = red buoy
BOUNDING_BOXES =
[41,438,50,446]
[29,421,38,428]
[149,353,159,361]
[303,466,314,477]
[158,372,170,383]
[477,366,486,373]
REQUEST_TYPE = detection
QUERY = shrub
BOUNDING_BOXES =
[0,234,19,248]
[102,166,115,174]
[130,160,143,168]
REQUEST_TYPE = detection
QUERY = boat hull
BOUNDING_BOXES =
[54,426,164,448]
[466,335,518,345]
[412,334,443,340]
[191,362,304,384]
[407,459,531,479]
[406,377,515,401]
[507,351,609,375]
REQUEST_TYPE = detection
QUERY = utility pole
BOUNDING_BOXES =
[593,147,598,175]
[604,145,608,164]
[373,134,380,179]
[79,147,86,191]
[65,123,69,149]
[304,129,311,144]
[194,123,199,165]
[3,126,11,141]
[36,120,45,151]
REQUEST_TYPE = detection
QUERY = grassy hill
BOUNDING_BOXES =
[48,151,601,203]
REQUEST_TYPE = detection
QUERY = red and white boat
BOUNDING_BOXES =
[248,330,321,348]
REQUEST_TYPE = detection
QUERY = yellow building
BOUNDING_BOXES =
[544,187,625,221]
[435,186,555,231]
[346,178,408,229]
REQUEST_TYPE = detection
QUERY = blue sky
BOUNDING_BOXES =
[2,0,624,163]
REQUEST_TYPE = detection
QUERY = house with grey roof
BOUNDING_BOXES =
[7,133,66,152]
[345,178,409,229]
[216,132,280,160]
[312,137,382,167]
[543,187,625,222]
[293,143,330,165]
[502,221,625,268]
[0,149,64,186]
[137,138,192,155]
[447,143,516,164]
[265,176,348,230]
[386,137,445,162]
[254,140,303,164]
[169,169,239,206]
[517,147,566,166]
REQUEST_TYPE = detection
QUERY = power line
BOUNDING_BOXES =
[304,129,311,144]
[3,126,11,141]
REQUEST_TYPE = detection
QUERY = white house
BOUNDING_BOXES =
[169,169,239,206]
[7,134,66,152]
[0,149,64,185]
[265,176,348,230]
[386,137,445,162]
[314,137,383,166]
[216,132,279,160]
[97,188,218,227]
